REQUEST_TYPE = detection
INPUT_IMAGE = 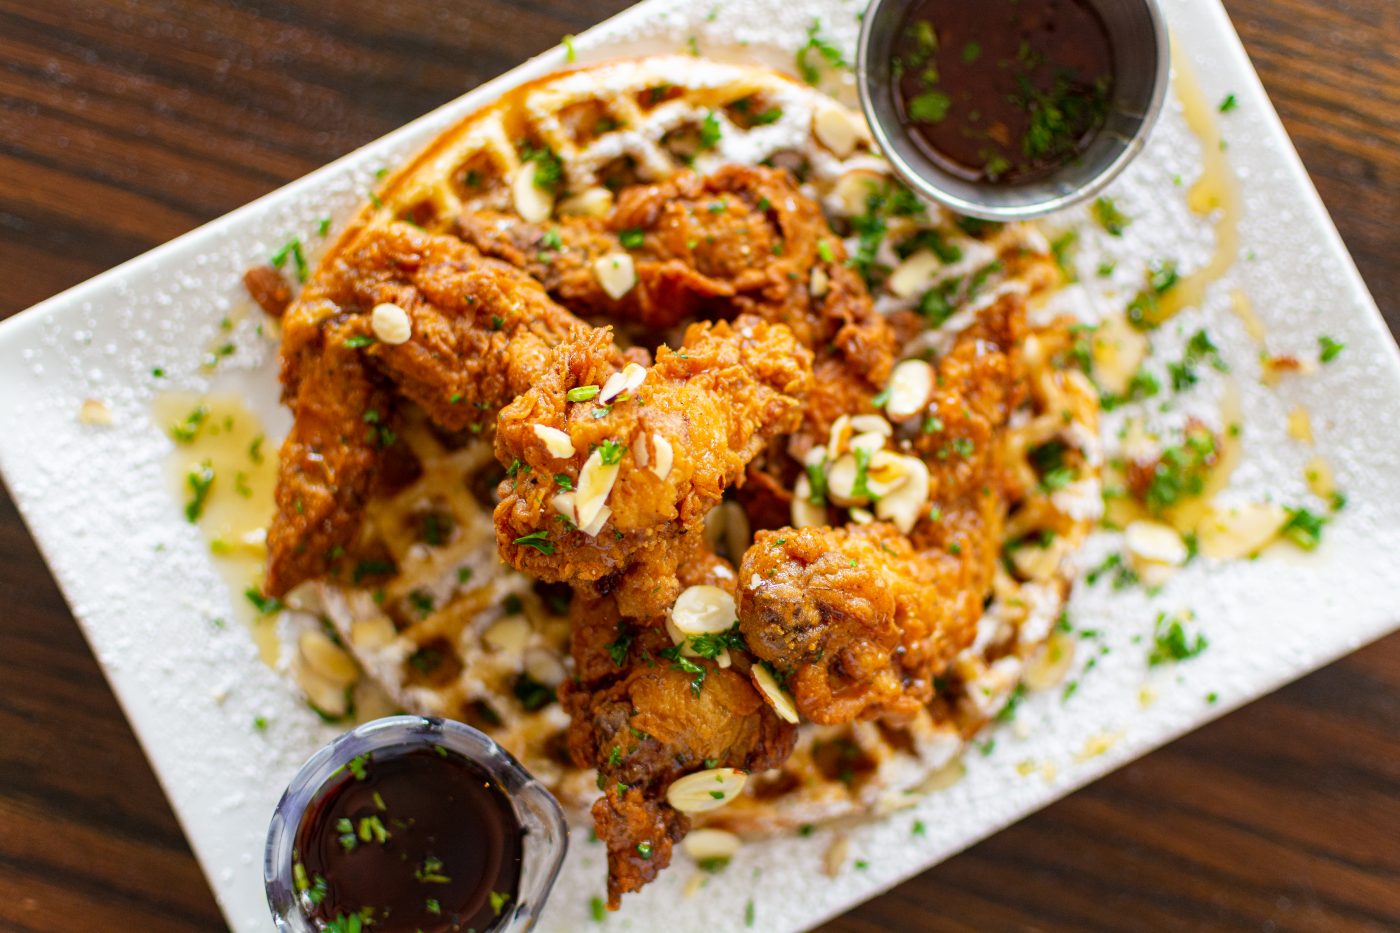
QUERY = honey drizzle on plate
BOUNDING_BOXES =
[1145,47,1242,326]
[153,392,280,666]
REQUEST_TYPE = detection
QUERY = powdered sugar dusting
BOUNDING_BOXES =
[1,1,1398,931]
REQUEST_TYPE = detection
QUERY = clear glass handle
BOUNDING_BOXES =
[264,715,569,932]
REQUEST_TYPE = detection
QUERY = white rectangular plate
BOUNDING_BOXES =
[2,1,1399,931]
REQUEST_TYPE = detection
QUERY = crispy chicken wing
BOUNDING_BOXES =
[266,222,627,596]
[493,314,812,618]
[736,293,1029,723]
[561,556,796,908]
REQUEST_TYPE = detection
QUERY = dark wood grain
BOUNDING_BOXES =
[1,1,1396,930]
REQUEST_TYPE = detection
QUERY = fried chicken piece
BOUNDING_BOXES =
[458,165,894,449]
[265,222,628,596]
[494,314,812,618]
[736,294,1030,723]
[561,555,797,908]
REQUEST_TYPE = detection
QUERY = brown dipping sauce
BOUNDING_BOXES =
[294,747,524,933]
[891,0,1115,185]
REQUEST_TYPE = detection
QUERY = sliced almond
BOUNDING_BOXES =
[826,413,853,460]
[298,629,359,687]
[371,302,412,345]
[752,664,799,723]
[886,250,942,300]
[599,362,647,403]
[826,452,861,506]
[1125,520,1188,566]
[575,449,621,530]
[512,159,554,222]
[350,616,397,650]
[593,252,637,300]
[848,507,875,524]
[810,266,830,297]
[1286,405,1314,444]
[721,501,751,563]
[682,828,741,863]
[865,449,910,498]
[791,475,827,528]
[1092,313,1149,395]
[551,491,577,519]
[849,414,893,437]
[293,657,350,718]
[665,768,747,813]
[1022,631,1076,690]
[79,398,113,426]
[670,584,737,635]
[650,432,674,481]
[874,454,929,533]
[578,503,612,538]
[1198,502,1287,559]
[523,647,567,687]
[813,103,863,157]
[558,186,613,218]
[849,430,887,455]
[832,170,885,218]
[483,614,533,653]
[885,358,934,420]
[633,435,650,467]
[1305,455,1335,498]
[823,834,849,878]
[532,424,576,459]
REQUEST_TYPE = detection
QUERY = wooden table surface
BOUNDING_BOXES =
[2,1,1397,930]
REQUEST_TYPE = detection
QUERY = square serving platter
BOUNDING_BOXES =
[3,1,1399,930]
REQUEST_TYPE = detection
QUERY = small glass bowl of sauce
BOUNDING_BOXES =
[265,716,568,933]
[857,0,1170,220]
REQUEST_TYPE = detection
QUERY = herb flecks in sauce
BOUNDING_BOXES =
[891,0,1114,185]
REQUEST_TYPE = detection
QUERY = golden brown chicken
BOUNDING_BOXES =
[493,314,813,618]
[265,222,631,596]
[458,165,895,452]
[736,293,1029,724]
[561,553,797,909]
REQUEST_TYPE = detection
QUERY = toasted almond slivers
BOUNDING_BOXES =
[1287,405,1314,444]
[1305,455,1335,498]
[666,768,748,813]
[551,491,577,519]
[874,454,929,534]
[633,435,650,467]
[559,186,613,218]
[887,250,942,300]
[575,449,620,530]
[682,828,741,863]
[827,413,853,461]
[849,430,887,456]
[1125,520,1188,566]
[79,398,113,426]
[849,414,893,437]
[671,584,737,635]
[483,614,533,653]
[752,664,799,723]
[813,103,862,157]
[294,657,351,717]
[523,647,567,687]
[832,170,885,218]
[599,361,647,403]
[791,475,827,528]
[512,160,554,222]
[593,252,637,300]
[371,302,412,345]
[915,757,967,793]
[298,630,359,687]
[532,424,576,459]
[826,453,861,506]
[810,266,830,297]
[578,503,612,537]
[849,507,875,524]
[865,449,910,498]
[650,433,674,481]
[1198,502,1287,560]
[1092,313,1150,395]
[1022,631,1076,690]
[886,358,934,420]
[823,834,850,878]
[350,616,397,650]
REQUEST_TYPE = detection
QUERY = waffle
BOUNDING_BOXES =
[276,56,1101,838]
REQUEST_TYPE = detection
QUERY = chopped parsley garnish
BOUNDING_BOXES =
[796,19,846,85]
[343,334,375,348]
[562,33,576,62]
[605,623,632,666]
[1100,368,1160,411]
[514,530,555,555]
[805,457,829,506]
[660,645,707,696]
[1143,425,1216,513]
[271,237,308,283]
[352,559,395,584]
[553,473,574,491]
[1218,93,1238,113]
[752,106,783,125]
[1092,196,1131,237]
[619,228,646,249]
[513,673,556,711]
[598,439,626,465]
[244,587,283,615]
[1168,329,1229,391]
[490,890,511,916]
[568,384,601,402]
[1148,612,1208,666]
[850,446,877,501]
[184,460,215,522]
[170,404,209,444]
[635,841,653,860]
[816,239,835,263]
[687,623,746,659]
[590,896,606,922]
[1280,506,1326,550]
[1126,260,1181,329]
[317,217,332,237]
[908,90,952,123]
[699,111,722,150]
[519,142,564,191]
[538,228,562,251]
[1318,335,1345,363]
